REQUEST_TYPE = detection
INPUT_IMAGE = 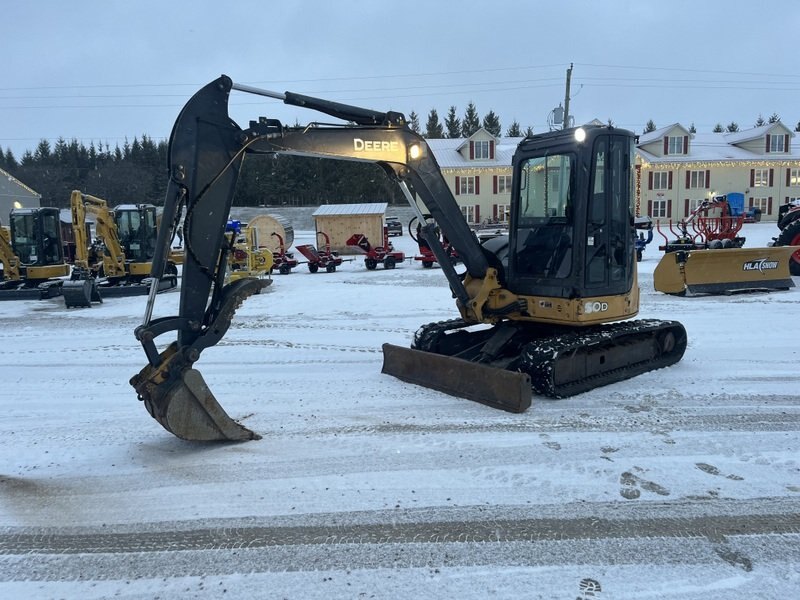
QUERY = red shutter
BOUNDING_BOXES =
[765,135,771,153]
[474,205,480,223]
[667,199,673,218]
[475,176,480,195]
[785,134,790,152]
[685,172,690,188]
[469,141,474,159]
[684,199,690,216]
[749,197,753,207]
[769,169,774,187]
[683,135,688,154]
[493,175,498,194]
[663,137,669,154]
[492,204,498,219]
[668,171,673,190]
[455,176,460,195]
[489,141,495,159]
[750,169,755,187]
[705,170,710,188]
[768,197,773,214]
[648,172,653,190]
[647,200,653,216]
[788,168,792,186]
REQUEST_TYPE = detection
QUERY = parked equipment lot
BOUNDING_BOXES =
[0,224,798,599]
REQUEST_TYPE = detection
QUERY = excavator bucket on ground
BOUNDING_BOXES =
[132,351,260,441]
[654,246,797,295]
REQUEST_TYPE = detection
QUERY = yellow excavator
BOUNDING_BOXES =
[0,207,70,300]
[62,190,179,307]
[131,75,687,441]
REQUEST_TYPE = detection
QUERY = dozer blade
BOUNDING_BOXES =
[654,246,797,296]
[381,343,532,413]
[131,355,260,442]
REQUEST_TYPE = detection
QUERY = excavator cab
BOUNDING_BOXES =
[509,130,634,301]
[114,204,158,263]
[9,207,67,276]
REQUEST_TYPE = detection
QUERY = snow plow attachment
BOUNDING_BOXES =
[654,246,797,296]
[382,343,532,413]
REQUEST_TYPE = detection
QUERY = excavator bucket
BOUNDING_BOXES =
[654,246,797,295]
[131,344,261,442]
[382,344,532,413]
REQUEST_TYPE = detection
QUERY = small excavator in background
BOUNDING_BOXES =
[653,195,795,296]
[0,207,69,300]
[130,75,688,442]
[63,191,179,307]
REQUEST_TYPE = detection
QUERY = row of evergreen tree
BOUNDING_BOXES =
[2,106,797,210]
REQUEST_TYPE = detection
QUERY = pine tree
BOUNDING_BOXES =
[644,119,657,133]
[424,109,443,138]
[461,102,480,137]
[506,121,522,137]
[444,106,461,138]
[408,111,420,134]
[482,110,501,137]
[726,122,739,133]
[796,121,800,132]
[524,126,535,137]
[34,139,52,163]
[689,123,697,134]
[754,114,766,127]
[768,112,780,123]
[713,123,724,133]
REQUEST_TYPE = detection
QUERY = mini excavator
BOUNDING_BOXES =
[131,75,687,441]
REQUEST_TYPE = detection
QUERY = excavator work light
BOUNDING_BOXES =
[408,143,422,160]
[574,128,587,143]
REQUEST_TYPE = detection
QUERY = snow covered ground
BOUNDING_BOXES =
[1,222,798,599]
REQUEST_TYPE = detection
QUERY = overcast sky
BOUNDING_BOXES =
[2,0,798,159]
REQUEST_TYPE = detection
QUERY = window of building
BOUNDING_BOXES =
[459,176,476,195]
[753,169,770,187]
[689,170,706,189]
[790,168,800,186]
[497,175,512,193]
[497,204,510,222]
[751,197,770,213]
[651,198,669,218]
[461,205,475,223]
[652,171,669,190]
[473,140,490,159]
[668,136,684,155]
[770,135,785,153]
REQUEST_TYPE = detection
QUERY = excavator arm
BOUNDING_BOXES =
[131,75,497,441]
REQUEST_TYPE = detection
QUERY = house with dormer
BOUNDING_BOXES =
[427,128,523,225]
[636,121,800,221]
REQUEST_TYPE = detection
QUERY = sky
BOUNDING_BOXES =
[2,0,799,159]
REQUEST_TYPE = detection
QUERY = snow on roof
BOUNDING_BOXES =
[637,130,800,164]
[312,202,388,216]
[638,123,687,145]
[427,137,524,169]
[723,122,794,144]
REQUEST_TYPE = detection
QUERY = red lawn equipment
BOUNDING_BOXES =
[345,228,405,269]
[271,232,298,274]
[295,231,344,273]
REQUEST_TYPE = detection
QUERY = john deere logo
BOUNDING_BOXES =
[742,258,779,273]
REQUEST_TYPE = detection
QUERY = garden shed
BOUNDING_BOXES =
[312,203,387,254]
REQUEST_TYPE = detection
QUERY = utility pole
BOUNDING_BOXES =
[563,63,573,129]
